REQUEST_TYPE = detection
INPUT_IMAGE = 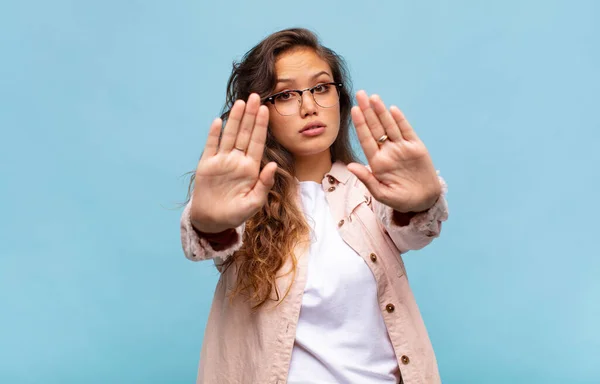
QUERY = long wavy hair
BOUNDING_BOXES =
[188,28,360,310]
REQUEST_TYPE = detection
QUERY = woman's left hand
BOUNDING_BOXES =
[347,90,442,213]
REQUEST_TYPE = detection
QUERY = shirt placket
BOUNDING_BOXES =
[324,178,419,383]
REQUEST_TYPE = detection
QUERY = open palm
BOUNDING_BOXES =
[347,91,442,213]
[191,94,278,233]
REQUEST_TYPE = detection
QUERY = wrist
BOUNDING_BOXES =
[402,185,442,213]
[190,214,231,235]
[414,194,441,213]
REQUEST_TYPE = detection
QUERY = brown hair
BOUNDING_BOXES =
[189,28,360,310]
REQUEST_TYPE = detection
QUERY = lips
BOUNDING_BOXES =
[300,121,326,132]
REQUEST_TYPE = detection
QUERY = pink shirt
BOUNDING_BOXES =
[180,161,449,384]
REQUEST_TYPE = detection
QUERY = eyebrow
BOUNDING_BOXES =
[276,70,332,85]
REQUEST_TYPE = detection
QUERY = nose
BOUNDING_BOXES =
[299,91,318,117]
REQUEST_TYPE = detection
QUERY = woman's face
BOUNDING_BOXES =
[266,48,341,159]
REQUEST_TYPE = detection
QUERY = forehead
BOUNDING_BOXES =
[274,48,332,79]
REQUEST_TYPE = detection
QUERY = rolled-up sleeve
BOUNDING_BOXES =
[180,197,245,262]
[372,174,449,253]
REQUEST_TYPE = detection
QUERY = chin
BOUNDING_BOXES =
[290,140,336,158]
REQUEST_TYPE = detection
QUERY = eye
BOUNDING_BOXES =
[275,91,295,101]
[313,83,330,93]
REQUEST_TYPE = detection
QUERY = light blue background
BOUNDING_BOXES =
[1,0,598,383]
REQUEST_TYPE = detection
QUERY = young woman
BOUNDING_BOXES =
[181,28,448,384]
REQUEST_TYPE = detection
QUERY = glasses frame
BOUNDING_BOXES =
[262,82,343,116]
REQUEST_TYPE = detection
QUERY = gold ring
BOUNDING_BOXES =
[377,135,389,145]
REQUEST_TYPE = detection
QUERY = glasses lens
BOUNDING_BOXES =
[313,83,340,108]
[274,91,300,116]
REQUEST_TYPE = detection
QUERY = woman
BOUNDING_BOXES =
[181,28,448,384]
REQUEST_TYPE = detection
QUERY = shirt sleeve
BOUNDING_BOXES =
[180,197,245,262]
[371,173,449,253]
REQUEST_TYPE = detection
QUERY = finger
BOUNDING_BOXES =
[250,161,278,206]
[201,118,223,160]
[369,95,403,141]
[356,90,386,142]
[247,105,270,162]
[390,106,418,141]
[234,93,261,152]
[351,106,379,160]
[219,100,245,153]
[346,162,383,200]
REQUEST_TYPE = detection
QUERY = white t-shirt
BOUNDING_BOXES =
[287,181,401,384]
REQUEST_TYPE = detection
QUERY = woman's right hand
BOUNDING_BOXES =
[190,93,278,234]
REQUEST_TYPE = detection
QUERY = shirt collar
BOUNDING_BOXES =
[323,160,353,185]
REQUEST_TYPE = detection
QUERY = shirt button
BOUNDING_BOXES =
[401,355,410,365]
[370,253,377,262]
[328,176,335,184]
[386,303,395,313]
[338,219,345,227]
[328,186,336,192]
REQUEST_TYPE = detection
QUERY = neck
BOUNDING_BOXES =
[294,151,333,183]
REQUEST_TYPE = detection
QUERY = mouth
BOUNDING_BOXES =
[300,121,327,133]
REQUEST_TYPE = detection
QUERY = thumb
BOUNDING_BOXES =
[252,162,278,202]
[347,162,381,198]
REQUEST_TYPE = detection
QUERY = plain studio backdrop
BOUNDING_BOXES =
[1,1,598,383]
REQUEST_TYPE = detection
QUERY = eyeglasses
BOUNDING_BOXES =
[263,82,343,116]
